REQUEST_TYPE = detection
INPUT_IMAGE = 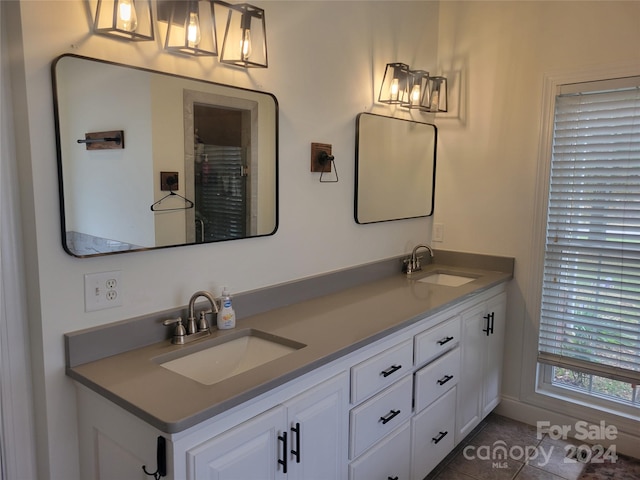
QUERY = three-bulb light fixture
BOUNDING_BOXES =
[93,0,268,68]
[378,62,447,112]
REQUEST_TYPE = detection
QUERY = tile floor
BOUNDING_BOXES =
[426,413,640,480]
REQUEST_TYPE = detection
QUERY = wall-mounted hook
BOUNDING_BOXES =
[142,436,166,479]
[77,130,124,150]
[160,171,179,191]
[311,142,338,183]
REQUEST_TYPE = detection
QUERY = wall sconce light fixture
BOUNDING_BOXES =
[378,63,410,104]
[404,69,429,109]
[426,76,448,113]
[379,63,448,112]
[219,3,268,68]
[94,0,269,69]
[94,0,154,41]
[164,0,218,56]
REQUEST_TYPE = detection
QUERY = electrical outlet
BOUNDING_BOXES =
[85,271,122,312]
[433,223,444,242]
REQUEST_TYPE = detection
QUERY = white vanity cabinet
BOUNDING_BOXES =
[456,291,507,443]
[73,283,509,480]
[184,372,349,480]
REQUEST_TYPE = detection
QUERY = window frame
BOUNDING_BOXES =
[537,76,640,385]
[521,64,640,428]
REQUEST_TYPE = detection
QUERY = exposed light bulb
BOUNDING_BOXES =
[410,85,421,106]
[430,89,440,111]
[390,78,400,101]
[240,28,252,60]
[117,0,138,32]
[187,12,201,47]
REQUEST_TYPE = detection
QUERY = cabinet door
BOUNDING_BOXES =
[482,292,506,418]
[187,406,286,480]
[285,373,349,480]
[456,302,485,444]
[456,292,507,444]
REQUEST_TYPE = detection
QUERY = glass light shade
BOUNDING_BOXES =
[403,70,429,109]
[165,0,218,56]
[424,76,448,112]
[378,63,411,105]
[220,3,268,68]
[94,0,154,41]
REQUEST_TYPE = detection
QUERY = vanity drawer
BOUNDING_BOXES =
[348,420,411,480]
[414,315,461,367]
[351,339,413,404]
[411,387,456,480]
[414,347,460,413]
[349,375,412,459]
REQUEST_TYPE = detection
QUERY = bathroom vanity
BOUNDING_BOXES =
[66,253,512,480]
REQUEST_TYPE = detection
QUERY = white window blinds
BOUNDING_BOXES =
[538,78,640,385]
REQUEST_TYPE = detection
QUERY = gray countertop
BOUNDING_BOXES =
[67,259,513,434]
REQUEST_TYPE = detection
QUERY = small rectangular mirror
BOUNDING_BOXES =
[354,113,437,224]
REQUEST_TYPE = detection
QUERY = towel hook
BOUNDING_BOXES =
[142,436,166,479]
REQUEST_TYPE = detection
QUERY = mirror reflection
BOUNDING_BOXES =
[354,113,436,224]
[52,54,278,257]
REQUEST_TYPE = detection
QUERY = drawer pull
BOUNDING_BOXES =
[379,409,401,425]
[437,336,454,346]
[278,431,288,473]
[380,364,402,378]
[437,374,454,386]
[291,422,301,463]
[388,477,399,480]
[432,431,448,444]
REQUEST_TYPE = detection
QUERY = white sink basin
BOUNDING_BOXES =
[417,272,477,287]
[156,330,305,385]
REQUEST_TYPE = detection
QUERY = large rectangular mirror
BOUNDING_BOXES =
[354,113,436,224]
[52,54,278,257]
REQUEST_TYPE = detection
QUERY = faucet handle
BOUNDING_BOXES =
[163,317,186,344]
[197,310,212,332]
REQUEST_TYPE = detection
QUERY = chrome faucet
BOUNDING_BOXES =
[164,290,220,345]
[403,244,434,275]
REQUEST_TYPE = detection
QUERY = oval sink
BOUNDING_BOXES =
[417,272,477,287]
[155,329,306,385]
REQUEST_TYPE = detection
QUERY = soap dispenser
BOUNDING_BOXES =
[217,287,236,330]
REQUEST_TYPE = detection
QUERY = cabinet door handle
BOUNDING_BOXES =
[379,409,401,425]
[380,364,402,378]
[278,431,288,474]
[388,477,399,480]
[489,312,495,334]
[437,374,454,386]
[483,312,494,336]
[291,422,301,463]
[432,431,448,444]
[437,336,454,346]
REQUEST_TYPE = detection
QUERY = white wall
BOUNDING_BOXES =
[9,1,439,478]
[434,0,640,452]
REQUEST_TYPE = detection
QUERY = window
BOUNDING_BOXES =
[537,77,640,409]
